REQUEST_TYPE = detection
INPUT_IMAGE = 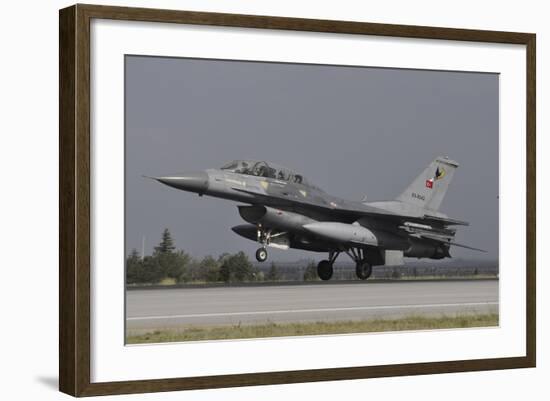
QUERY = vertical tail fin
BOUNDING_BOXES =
[396,156,459,211]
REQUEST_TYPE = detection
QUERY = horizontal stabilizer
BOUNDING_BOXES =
[424,215,469,226]
[446,241,487,253]
[419,234,486,253]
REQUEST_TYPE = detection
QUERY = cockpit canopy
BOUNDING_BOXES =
[220,160,309,185]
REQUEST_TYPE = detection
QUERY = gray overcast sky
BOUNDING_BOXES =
[125,55,498,261]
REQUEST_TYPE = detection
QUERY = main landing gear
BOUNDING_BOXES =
[355,260,373,280]
[345,248,373,281]
[316,248,373,281]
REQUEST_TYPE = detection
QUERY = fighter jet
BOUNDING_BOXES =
[149,157,484,281]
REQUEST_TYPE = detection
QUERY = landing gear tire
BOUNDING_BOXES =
[256,247,268,262]
[317,260,334,281]
[356,261,372,280]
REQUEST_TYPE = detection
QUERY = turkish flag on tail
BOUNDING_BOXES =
[425,179,433,189]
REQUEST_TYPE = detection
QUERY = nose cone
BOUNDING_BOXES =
[154,171,209,194]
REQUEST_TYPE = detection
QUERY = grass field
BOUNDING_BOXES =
[126,313,498,344]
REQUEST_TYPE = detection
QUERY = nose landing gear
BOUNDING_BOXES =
[253,225,289,262]
[255,225,270,262]
[255,247,268,262]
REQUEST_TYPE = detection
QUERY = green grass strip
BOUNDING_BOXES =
[127,313,498,344]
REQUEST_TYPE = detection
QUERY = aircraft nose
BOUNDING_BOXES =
[154,171,209,194]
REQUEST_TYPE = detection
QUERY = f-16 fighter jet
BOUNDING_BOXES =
[149,157,484,281]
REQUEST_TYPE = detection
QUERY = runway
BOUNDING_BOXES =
[126,280,498,330]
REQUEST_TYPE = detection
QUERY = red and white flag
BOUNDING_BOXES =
[425,179,433,189]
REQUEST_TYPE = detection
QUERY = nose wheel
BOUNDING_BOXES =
[256,247,268,262]
[255,224,271,262]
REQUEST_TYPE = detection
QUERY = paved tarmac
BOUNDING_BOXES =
[126,280,498,330]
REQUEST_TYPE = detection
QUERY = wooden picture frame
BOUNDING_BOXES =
[59,3,536,397]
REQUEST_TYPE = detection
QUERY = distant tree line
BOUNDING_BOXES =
[126,228,262,285]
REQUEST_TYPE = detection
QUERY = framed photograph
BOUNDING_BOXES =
[59,4,536,397]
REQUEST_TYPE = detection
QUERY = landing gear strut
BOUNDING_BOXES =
[253,225,288,263]
[255,224,271,263]
[317,251,340,281]
[345,248,373,280]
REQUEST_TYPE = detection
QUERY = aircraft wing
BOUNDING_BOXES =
[232,187,466,228]
[231,187,401,220]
